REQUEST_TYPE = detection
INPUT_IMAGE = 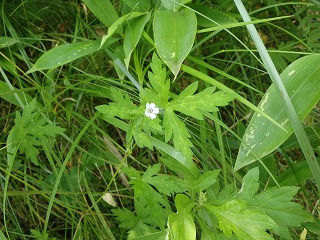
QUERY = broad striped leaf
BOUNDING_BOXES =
[235,55,320,170]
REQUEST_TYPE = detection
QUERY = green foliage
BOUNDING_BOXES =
[2,0,320,239]
[114,163,184,233]
[114,166,312,239]
[235,46,320,171]
[7,99,65,166]
[27,41,101,73]
[153,8,197,77]
[97,53,234,162]
[167,194,196,240]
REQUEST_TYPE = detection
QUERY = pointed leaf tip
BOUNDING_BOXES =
[153,8,197,77]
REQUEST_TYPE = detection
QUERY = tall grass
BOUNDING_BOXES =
[1,0,320,239]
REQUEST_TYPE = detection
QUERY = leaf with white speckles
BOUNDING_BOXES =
[235,55,320,171]
[27,41,100,73]
[153,8,197,78]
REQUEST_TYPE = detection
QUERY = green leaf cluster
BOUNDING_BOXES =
[113,163,313,240]
[7,99,65,166]
[97,53,235,162]
[200,167,313,240]
[113,163,184,237]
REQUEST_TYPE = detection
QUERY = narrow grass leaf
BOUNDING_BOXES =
[0,37,18,48]
[190,4,238,27]
[27,41,101,73]
[82,0,118,27]
[124,12,151,67]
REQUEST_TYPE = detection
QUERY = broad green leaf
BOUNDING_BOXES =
[237,167,260,201]
[248,186,313,238]
[124,12,151,68]
[27,41,100,73]
[82,0,118,27]
[168,194,196,240]
[235,55,320,170]
[0,37,19,48]
[0,51,17,74]
[131,230,168,240]
[163,109,193,161]
[168,81,235,120]
[153,8,197,78]
[0,231,8,240]
[303,220,320,235]
[122,0,151,12]
[161,0,192,11]
[205,199,276,240]
[270,160,313,187]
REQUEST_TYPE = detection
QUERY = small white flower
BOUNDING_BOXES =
[145,102,159,119]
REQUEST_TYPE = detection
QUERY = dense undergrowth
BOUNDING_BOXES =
[1,0,320,239]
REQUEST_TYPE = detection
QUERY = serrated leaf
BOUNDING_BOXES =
[192,170,220,192]
[153,8,197,77]
[168,194,196,240]
[235,55,320,170]
[7,99,66,166]
[27,41,100,73]
[112,208,139,229]
[248,186,313,238]
[147,53,170,106]
[163,109,193,161]
[143,163,161,179]
[168,82,235,120]
[131,179,171,229]
[95,88,139,119]
[146,175,185,196]
[136,132,153,149]
[205,199,276,240]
